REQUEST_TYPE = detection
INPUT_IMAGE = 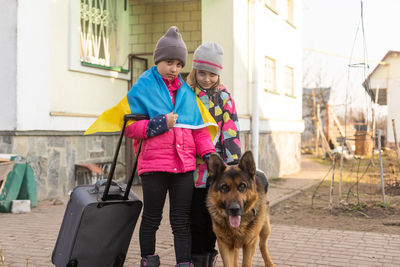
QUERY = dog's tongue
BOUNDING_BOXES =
[229,215,241,228]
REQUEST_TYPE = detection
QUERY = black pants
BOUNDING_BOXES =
[139,171,194,264]
[191,187,217,254]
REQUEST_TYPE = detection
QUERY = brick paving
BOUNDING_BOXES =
[1,156,400,266]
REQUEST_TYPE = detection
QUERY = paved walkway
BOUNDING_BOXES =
[1,155,399,266]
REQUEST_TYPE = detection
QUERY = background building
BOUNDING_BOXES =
[363,50,400,147]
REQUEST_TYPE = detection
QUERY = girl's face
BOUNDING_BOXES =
[195,70,219,90]
[157,60,183,81]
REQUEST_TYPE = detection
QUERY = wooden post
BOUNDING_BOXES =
[312,89,319,156]
[328,108,354,155]
[316,103,321,156]
[392,119,400,167]
[319,126,327,157]
[317,106,332,160]
[319,123,332,159]
[339,137,344,202]
[377,130,386,207]
[325,104,330,143]
[330,153,337,212]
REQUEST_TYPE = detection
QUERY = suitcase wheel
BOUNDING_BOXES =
[67,259,78,267]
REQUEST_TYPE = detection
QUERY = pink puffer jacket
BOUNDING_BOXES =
[125,120,215,175]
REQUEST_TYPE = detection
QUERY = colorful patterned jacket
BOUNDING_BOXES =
[193,85,242,188]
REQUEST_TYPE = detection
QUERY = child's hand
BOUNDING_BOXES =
[166,112,178,128]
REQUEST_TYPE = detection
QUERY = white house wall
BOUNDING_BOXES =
[233,0,250,116]
[259,1,303,123]
[201,0,249,117]
[17,0,51,131]
[387,78,400,143]
[0,0,17,130]
[1,0,305,198]
[368,65,389,89]
[15,0,128,131]
[202,0,236,105]
[202,0,303,133]
[369,53,400,143]
[202,0,303,176]
[386,55,400,143]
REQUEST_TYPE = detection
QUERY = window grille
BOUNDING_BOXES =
[80,0,117,67]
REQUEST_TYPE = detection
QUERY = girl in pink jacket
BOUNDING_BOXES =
[124,27,215,267]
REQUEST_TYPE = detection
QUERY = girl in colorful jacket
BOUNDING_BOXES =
[186,42,242,266]
[124,27,216,267]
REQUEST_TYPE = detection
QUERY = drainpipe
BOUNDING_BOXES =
[251,0,262,167]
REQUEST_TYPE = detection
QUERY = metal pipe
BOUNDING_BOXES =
[251,0,261,167]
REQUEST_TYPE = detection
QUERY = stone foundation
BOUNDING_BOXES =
[1,130,301,200]
[0,132,123,200]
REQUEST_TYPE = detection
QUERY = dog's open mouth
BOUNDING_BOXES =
[229,215,241,228]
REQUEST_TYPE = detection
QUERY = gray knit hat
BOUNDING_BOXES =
[153,26,187,66]
[192,42,223,75]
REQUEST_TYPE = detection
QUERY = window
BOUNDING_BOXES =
[284,66,294,96]
[70,0,129,79]
[264,56,276,93]
[265,0,277,13]
[286,0,295,26]
[80,0,119,68]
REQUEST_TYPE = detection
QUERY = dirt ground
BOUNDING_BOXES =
[270,150,400,235]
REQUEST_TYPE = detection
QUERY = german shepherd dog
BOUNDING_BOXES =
[206,151,274,267]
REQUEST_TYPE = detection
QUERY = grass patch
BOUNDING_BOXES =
[268,177,283,183]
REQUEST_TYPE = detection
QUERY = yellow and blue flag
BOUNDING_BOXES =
[84,67,218,141]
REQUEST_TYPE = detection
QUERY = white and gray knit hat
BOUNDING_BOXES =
[192,42,223,75]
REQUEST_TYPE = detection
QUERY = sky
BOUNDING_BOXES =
[303,0,400,118]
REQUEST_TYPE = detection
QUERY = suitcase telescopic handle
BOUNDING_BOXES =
[102,114,149,201]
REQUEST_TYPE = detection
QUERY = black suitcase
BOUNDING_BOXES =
[52,115,148,267]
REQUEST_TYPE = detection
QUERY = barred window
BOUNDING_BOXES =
[80,0,118,67]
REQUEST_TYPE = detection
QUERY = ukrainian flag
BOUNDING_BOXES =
[84,67,218,142]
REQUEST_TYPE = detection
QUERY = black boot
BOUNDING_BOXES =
[208,250,218,267]
[140,255,160,267]
[191,254,209,267]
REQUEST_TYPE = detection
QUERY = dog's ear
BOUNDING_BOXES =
[207,153,226,182]
[238,151,256,178]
